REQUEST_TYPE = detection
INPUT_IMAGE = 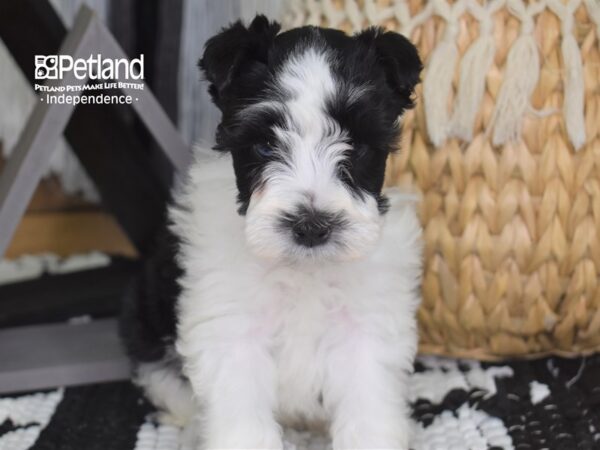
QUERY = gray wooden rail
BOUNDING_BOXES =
[0,318,128,394]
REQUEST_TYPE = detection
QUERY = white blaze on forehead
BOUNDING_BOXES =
[267,47,350,196]
[277,48,335,133]
[240,48,367,123]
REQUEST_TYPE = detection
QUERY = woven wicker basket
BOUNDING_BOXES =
[284,0,600,359]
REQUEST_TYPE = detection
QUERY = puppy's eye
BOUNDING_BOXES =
[253,143,274,158]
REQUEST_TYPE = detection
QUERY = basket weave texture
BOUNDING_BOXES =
[284,0,600,359]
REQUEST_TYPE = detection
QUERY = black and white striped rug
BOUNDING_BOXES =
[1,354,599,450]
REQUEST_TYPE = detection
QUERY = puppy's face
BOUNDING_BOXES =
[200,16,421,261]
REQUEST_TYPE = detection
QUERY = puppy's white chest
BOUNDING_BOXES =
[264,272,359,421]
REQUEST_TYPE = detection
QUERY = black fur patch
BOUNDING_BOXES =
[119,227,181,364]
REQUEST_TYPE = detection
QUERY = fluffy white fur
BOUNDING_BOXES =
[139,48,423,449]
[163,151,422,449]
[136,357,196,427]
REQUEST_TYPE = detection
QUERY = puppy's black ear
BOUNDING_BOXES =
[356,27,422,114]
[199,15,280,111]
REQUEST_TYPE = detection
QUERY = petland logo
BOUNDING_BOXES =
[34,54,144,80]
[34,54,145,105]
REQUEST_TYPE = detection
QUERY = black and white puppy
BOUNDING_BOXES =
[121,15,423,449]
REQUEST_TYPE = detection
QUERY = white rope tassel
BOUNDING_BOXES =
[424,37,459,146]
[549,0,586,151]
[450,1,502,142]
[491,1,542,146]
[561,32,586,150]
[451,33,495,141]
[492,32,540,145]
[424,1,461,147]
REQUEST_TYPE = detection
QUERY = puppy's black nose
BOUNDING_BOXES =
[292,219,332,248]
[281,207,342,248]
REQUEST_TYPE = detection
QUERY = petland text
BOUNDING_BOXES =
[34,54,144,81]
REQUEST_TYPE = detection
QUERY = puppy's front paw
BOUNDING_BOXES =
[203,425,283,450]
[332,436,408,450]
[331,416,411,450]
